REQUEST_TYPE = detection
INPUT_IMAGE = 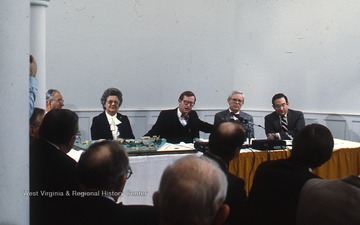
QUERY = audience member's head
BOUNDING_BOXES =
[30,107,45,144]
[153,155,229,225]
[272,93,289,116]
[208,121,246,163]
[100,88,123,116]
[39,109,78,153]
[77,140,131,201]
[46,89,64,112]
[291,123,334,169]
[227,91,245,113]
[177,91,196,116]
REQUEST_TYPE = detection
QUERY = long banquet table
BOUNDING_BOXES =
[70,139,360,205]
[229,138,360,193]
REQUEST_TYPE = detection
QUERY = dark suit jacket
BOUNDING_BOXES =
[91,111,135,140]
[203,152,248,225]
[30,138,79,225]
[264,109,305,139]
[214,109,255,138]
[145,108,213,143]
[247,158,320,225]
[54,196,158,225]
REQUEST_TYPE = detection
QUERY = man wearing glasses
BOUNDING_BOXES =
[265,93,305,140]
[214,91,255,139]
[58,140,157,225]
[45,89,64,112]
[144,91,213,143]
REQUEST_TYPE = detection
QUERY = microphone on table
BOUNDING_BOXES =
[233,115,265,130]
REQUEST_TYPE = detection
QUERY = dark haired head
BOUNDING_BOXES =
[291,124,334,169]
[178,91,196,102]
[272,93,288,106]
[39,109,78,148]
[77,140,129,192]
[30,107,45,126]
[100,88,123,110]
[208,121,246,162]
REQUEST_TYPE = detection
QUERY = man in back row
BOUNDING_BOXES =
[46,89,64,112]
[265,93,305,140]
[145,91,213,143]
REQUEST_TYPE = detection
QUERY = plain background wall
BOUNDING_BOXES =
[45,0,360,113]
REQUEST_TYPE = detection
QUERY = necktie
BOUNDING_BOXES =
[182,113,189,120]
[281,116,288,132]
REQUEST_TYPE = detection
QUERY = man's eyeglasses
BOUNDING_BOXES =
[274,103,288,109]
[51,99,64,104]
[107,100,120,105]
[182,100,195,107]
[126,166,133,179]
[230,99,243,104]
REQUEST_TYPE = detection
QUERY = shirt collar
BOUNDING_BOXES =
[229,108,240,115]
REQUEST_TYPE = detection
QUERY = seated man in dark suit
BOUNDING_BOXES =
[297,175,360,225]
[265,93,305,140]
[30,109,79,225]
[153,155,230,225]
[247,124,334,225]
[144,91,213,143]
[59,140,157,225]
[204,121,248,225]
[214,91,254,139]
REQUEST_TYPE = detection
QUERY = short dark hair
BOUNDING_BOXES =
[77,140,129,190]
[30,107,45,126]
[272,93,288,105]
[178,91,196,101]
[39,109,78,146]
[100,88,123,110]
[291,124,334,169]
[208,121,246,161]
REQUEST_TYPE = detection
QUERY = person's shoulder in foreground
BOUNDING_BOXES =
[60,140,157,225]
[297,175,360,225]
[153,155,230,225]
[247,123,334,225]
[205,121,248,225]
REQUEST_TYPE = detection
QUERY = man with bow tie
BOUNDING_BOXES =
[214,91,255,139]
[91,88,135,140]
[144,91,213,144]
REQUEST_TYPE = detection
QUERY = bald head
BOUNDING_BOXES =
[208,121,246,162]
[154,156,228,225]
[77,140,129,194]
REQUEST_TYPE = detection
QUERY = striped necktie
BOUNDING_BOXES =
[281,115,288,132]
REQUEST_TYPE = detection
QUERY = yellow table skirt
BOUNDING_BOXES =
[229,141,360,193]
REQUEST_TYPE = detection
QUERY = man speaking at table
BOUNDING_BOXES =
[144,91,213,143]
[265,93,305,140]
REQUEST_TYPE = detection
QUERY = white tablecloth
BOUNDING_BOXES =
[119,153,200,205]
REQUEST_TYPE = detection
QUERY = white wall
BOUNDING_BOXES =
[45,1,360,139]
[46,0,237,110]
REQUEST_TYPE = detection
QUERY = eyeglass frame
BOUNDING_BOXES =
[229,98,243,104]
[106,100,120,105]
[126,166,133,179]
[51,99,64,104]
[273,103,288,109]
[182,100,195,107]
